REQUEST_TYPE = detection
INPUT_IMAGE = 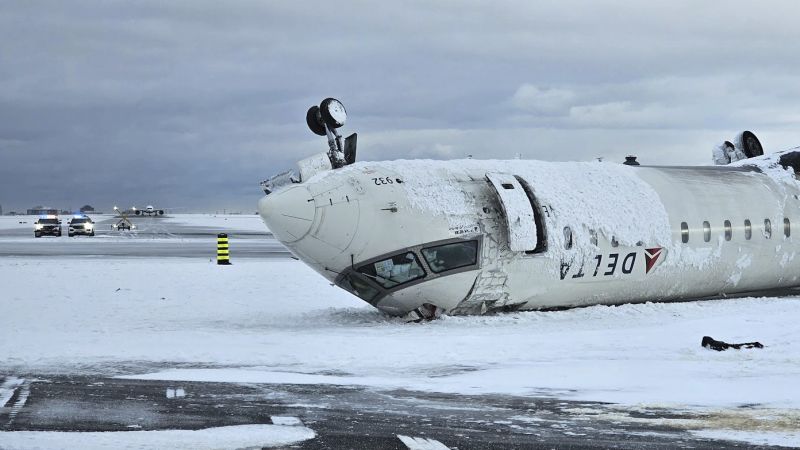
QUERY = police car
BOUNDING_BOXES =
[68,215,95,237]
[34,216,62,238]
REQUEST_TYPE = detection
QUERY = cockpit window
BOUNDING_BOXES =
[357,252,426,289]
[338,273,380,303]
[421,240,478,274]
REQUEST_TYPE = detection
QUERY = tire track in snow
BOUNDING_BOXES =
[5,382,30,426]
[0,377,24,408]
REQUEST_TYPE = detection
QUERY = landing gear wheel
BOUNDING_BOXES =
[319,98,347,129]
[306,106,326,136]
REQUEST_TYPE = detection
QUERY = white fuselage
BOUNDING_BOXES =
[258,154,800,316]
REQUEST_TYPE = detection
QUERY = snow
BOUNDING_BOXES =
[693,430,800,448]
[322,159,672,258]
[144,214,268,233]
[2,257,800,413]
[0,424,315,449]
[0,216,37,231]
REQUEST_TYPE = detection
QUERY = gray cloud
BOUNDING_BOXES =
[1,0,800,212]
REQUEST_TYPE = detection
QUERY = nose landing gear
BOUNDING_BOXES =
[403,303,444,323]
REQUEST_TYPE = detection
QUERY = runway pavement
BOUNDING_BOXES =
[0,215,291,259]
[0,374,779,449]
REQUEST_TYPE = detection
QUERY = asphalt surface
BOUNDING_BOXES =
[0,215,291,258]
[0,374,783,449]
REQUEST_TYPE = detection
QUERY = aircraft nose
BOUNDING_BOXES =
[258,186,315,243]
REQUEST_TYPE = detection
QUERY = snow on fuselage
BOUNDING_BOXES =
[258,156,800,316]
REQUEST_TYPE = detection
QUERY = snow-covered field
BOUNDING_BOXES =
[1,255,799,446]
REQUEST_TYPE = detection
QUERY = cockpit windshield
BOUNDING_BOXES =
[357,252,426,289]
[421,240,478,273]
[338,273,380,303]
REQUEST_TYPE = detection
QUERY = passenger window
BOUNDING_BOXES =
[358,252,426,288]
[681,222,689,243]
[724,220,732,241]
[563,226,573,250]
[611,237,619,248]
[703,221,711,242]
[764,219,772,239]
[785,218,791,238]
[589,230,598,247]
[421,240,479,274]
[744,219,752,240]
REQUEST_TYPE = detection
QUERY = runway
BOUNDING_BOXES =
[0,375,773,449]
[0,215,290,259]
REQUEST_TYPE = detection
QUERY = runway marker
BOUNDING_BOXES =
[165,387,186,399]
[217,233,231,265]
[271,416,303,426]
[0,377,24,407]
[397,434,451,450]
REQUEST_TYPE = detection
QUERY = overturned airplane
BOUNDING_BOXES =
[259,98,800,319]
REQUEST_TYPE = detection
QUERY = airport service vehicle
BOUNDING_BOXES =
[258,98,800,320]
[34,216,61,238]
[111,206,136,231]
[68,215,95,237]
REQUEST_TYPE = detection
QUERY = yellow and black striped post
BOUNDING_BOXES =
[217,233,231,265]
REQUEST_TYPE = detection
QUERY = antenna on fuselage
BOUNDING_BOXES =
[306,98,357,169]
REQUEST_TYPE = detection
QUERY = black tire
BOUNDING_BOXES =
[306,106,326,136]
[68,233,74,237]
[35,232,41,238]
[90,231,95,236]
[319,98,346,129]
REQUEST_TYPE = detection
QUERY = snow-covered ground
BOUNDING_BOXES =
[0,425,314,450]
[1,256,799,446]
[160,214,267,232]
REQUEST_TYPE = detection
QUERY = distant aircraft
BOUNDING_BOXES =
[133,205,164,216]
[258,98,800,320]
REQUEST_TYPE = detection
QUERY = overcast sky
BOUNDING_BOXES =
[2,1,800,213]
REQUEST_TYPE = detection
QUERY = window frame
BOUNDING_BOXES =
[421,240,480,274]
[703,221,711,243]
[357,251,427,289]
[724,220,732,241]
[336,236,483,306]
[681,222,689,244]
[764,219,772,239]
[744,219,752,240]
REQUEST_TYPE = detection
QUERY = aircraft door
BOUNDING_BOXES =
[485,172,538,252]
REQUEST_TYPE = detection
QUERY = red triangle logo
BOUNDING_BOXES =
[645,247,663,274]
